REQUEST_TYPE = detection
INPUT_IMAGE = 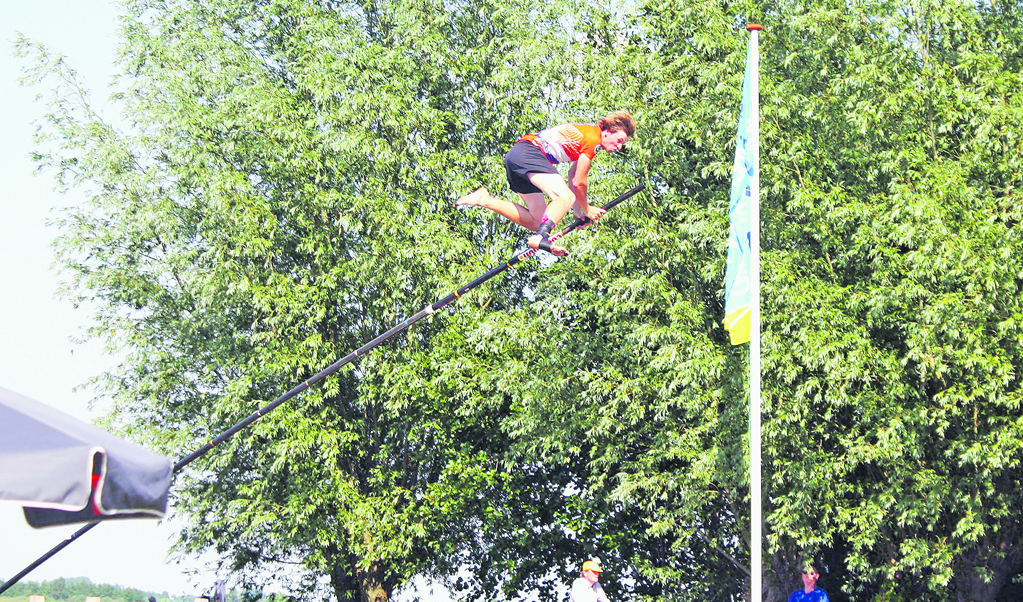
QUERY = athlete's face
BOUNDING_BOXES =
[600,129,629,153]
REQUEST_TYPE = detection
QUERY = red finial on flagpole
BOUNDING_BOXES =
[747,23,762,31]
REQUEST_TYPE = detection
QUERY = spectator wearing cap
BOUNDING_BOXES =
[789,565,829,602]
[571,558,611,602]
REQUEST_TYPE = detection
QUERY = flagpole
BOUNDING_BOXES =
[747,22,763,602]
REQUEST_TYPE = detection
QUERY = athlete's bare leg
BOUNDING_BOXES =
[456,187,547,231]
[457,175,575,256]
[525,173,576,256]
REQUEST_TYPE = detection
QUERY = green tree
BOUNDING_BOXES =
[19,0,598,599]
[461,0,1023,600]
[424,0,761,597]
[753,1,1023,600]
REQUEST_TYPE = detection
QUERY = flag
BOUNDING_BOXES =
[727,24,764,602]
[724,25,761,346]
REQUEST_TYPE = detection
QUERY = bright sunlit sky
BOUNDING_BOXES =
[0,0,207,596]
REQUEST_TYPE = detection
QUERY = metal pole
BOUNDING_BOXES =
[747,23,763,602]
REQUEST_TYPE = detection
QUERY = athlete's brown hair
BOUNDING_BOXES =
[598,110,636,137]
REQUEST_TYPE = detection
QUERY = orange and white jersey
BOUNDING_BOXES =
[519,123,603,164]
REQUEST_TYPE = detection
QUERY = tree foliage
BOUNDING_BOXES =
[18,0,1023,600]
[20,0,597,599]
[0,577,153,602]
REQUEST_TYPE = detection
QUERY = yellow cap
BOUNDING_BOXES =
[582,559,603,573]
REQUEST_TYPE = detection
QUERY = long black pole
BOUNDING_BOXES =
[0,182,645,595]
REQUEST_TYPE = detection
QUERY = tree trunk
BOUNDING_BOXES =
[357,563,389,602]
[329,559,392,602]
[764,548,803,602]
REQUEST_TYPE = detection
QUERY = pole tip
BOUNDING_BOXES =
[747,23,763,31]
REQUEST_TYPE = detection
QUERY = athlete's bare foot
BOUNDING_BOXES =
[528,234,568,256]
[456,187,489,208]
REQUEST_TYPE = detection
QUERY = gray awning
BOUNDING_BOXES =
[0,386,173,528]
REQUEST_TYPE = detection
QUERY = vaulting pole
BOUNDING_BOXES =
[0,182,645,594]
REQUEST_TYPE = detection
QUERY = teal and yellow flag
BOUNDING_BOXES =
[724,27,760,346]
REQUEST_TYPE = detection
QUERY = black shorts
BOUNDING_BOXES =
[504,141,559,194]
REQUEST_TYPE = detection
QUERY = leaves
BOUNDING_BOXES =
[20,0,1023,600]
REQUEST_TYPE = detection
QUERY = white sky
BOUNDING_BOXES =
[0,0,208,596]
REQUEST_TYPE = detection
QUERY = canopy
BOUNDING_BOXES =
[0,386,173,528]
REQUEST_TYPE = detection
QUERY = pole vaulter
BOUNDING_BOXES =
[0,182,645,594]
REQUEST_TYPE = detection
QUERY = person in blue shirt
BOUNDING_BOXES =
[789,565,829,602]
